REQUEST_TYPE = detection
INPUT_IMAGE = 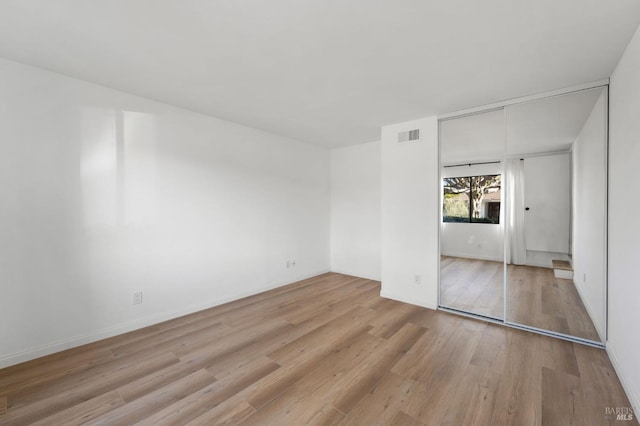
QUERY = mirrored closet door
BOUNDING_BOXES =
[504,87,607,344]
[439,86,608,345]
[439,109,506,320]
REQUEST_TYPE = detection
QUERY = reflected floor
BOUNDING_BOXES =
[506,263,601,342]
[440,256,504,319]
[440,256,601,342]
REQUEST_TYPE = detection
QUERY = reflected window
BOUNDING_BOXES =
[443,174,501,224]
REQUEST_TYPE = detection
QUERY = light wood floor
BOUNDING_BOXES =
[0,273,633,425]
[507,263,601,342]
[440,256,504,319]
[440,256,601,342]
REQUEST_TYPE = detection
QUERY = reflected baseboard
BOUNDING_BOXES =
[440,252,503,262]
[572,276,606,342]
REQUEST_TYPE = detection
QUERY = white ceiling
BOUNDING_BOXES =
[506,87,604,156]
[441,109,506,164]
[0,1,638,148]
[441,87,604,164]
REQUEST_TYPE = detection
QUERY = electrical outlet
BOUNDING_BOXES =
[292,260,296,267]
[414,274,422,285]
[133,291,143,305]
[286,260,291,269]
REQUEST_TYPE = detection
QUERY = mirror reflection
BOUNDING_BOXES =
[439,87,607,344]
[439,109,505,320]
[505,87,607,342]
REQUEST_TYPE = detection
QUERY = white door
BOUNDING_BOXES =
[523,154,570,253]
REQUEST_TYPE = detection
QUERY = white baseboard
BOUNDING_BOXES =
[379,290,437,310]
[607,344,640,415]
[0,268,330,369]
[329,268,381,282]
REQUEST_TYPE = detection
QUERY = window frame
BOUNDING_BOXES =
[442,174,501,224]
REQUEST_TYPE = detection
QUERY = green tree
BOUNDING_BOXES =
[444,175,500,219]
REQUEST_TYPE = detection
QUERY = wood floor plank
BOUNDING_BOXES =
[204,299,376,381]
[573,344,639,425]
[392,314,485,383]
[187,395,256,425]
[116,357,210,403]
[438,365,501,426]
[220,277,356,329]
[469,322,508,373]
[368,303,420,339]
[285,284,377,326]
[275,277,370,324]
[0,272,633,425]
[332,323,426,414]
[241,322,375,410]
[321,286,380,320]
[399,375,455,423]
[238,331,385,424]
[541,366,588,426]
[134,357,279,425]
[266,306,376,366]
[398,330,498,424]
[0,348,117,396]
[539,335,581,377]
[2,352,179,425]
[109,320,227,359]
[175,318,292,367]
[242,401,345,426]
[204,323,307,380]
[92,369,216,425]
[389,410,425,426]
[30,391,125,426]
[488,330,543,426]
[338,372,418,425]
[0,325,161,387]
[7,350,178,406]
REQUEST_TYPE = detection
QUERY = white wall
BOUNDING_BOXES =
[571,91,607,341]
[608,24,640,414]
[441,162,504,262]
[380,117,439,309]
[330,141,381,280]
[0,58,330,368]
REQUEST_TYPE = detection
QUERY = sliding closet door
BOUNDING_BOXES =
[504,87,607,344]
[439,109,506,320]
